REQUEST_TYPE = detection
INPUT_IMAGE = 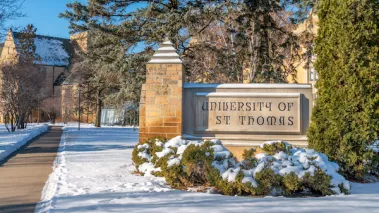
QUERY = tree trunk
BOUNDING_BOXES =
[17,114,26,129]
[95,90,102,127]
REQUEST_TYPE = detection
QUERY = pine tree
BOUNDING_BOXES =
[17,24,39,63]
[307,0,379,179]
[59,0,312,125]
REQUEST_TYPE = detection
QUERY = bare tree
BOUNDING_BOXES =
[40,96,61,124]
[0,0,24,35]
[61,85,76,124]
[0,24,44,132]
[184,21,245,83]
[0,62,44,131]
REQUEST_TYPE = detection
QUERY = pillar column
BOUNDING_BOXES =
[139,38,183,143]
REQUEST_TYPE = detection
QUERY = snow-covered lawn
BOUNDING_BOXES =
[0,123,49,161]
[36,126,379,213]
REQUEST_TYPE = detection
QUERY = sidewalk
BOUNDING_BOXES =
[0,126,63,213]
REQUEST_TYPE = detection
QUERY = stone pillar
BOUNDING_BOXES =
[139,39,183,143]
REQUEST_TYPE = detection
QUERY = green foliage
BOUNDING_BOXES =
[303,169,332,195]
[255,168,282,195]
[162,141,217,188]
[133,137,349,197]
[161,164,189,189]
[283,172,303,194]
[132,137,166,169]
[241,148,258,169]
[181,144,213,185]
[214,171,255,196]
[131,145,148,169]
[261,142,291,155]
[308,0,379,180]
[60,1,313,88]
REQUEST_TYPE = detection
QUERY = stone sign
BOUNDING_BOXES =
[195,92,301,134]
[139,38,314,150]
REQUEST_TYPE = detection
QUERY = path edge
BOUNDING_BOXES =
[0,124,49,166]
[34,127,67,213]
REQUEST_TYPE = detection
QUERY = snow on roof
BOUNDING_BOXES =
[12,32,71,66]
[33,37,70,66]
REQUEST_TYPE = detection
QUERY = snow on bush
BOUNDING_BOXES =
[368,141,379,153]
[367,140,379,176]
[133,137,350,196]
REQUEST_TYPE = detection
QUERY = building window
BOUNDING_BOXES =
[309,67,319,81]
[310,67,314,81]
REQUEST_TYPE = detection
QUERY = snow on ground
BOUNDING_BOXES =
[36,126,379,213]
[0,123,49,161]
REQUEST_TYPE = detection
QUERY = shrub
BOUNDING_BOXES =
[133,137,350,197]
[282,172,303,194]
[260,141,291,155]
[241,148,258,169]
[132,137,166,169]
[255,168,282,195]
[303,169,333,195]
[181,143,214,185]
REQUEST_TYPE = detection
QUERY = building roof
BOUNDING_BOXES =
[12,32,72,67]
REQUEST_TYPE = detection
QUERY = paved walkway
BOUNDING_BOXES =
[0,126,62,213]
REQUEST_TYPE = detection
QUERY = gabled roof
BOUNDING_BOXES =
[12,32,72,66]
[53,71,68,86]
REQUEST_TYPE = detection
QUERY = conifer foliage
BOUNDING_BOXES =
[307,0,379,179]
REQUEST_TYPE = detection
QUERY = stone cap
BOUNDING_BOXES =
[148,38,182,64]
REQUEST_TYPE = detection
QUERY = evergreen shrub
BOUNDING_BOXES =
[133,137,350,196]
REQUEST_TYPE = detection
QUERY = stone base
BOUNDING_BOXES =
[182,134,308,161]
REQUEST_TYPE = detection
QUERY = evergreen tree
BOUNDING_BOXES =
[17,24,39,63]
[60,0,312,125]
[233,0,302,83]
[307,0,379,179]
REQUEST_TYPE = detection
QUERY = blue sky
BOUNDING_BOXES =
[4,1,162,52]
[5,0,84,39]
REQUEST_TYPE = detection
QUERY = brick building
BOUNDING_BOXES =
[0,29,89,123]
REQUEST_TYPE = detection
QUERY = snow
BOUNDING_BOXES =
[242,176,258,187]
[14,35,70,66]
[155,148,173,158]
[0,124,49,161]
[369,140,379,153]
[222,167,241,182]
[34,38,70,66]
[36,127,379,213]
